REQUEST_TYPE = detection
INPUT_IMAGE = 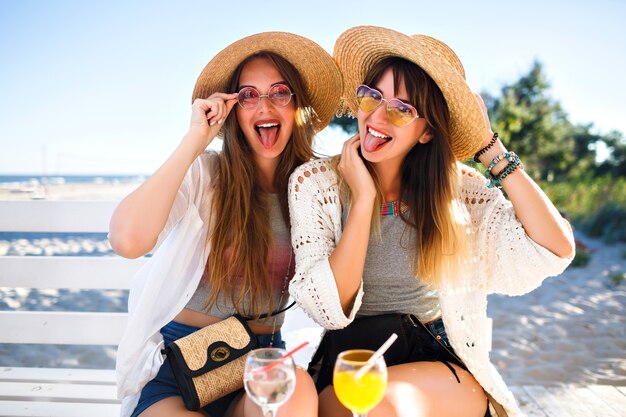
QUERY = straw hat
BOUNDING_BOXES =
[333,26,486,160]
[192,31,342,133]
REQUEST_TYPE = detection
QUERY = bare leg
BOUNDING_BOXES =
[225,366,318,417]
[319,361,487,417]
[137,396,209,416]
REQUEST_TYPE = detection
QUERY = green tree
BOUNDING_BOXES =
[329,115,357,134]
[331,60,624,183]
[596,130,626,177]
[329,60,626,240]
[487,61,625,241]
[489,61,589,181]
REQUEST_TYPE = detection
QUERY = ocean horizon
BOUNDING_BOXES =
[0,174,147,186]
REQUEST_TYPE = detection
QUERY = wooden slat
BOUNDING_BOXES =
[0,256,145,289]
[0,311,127,344]
[565,386,622,417]
[509,386,547,417]
[545,386,595,417]
[0,367,116,384]
[0,400,120,417]
[0,201,116,232]
[588,384,626,413]
[0,381,118,402]
[524,385,575,417]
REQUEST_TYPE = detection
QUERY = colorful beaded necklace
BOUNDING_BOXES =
[380,199,409,216]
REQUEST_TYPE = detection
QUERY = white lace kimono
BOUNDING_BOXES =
[287,158,574,417]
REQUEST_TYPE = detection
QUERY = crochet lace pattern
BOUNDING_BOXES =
[287,157,573,417]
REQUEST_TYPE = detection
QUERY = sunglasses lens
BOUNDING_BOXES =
[269,84,292,106]
[356,85,382,112]
[238,87,259,109]
[388,99,417,127]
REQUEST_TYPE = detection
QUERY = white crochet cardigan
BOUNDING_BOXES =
[287,158,574,417]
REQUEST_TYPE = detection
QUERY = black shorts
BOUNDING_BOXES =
[308,313,491,416]
[308,314,464,391]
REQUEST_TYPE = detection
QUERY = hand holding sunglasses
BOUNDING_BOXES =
[356,84,420,127]
[186,92,238,156]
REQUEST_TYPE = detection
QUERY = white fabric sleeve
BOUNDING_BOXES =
[287,161,364,329]
[154,151,215,250]
[461,167,574,295]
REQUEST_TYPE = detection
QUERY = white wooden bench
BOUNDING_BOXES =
[0,201,133,416]
[0,200,496,417]
[0,200,322,417]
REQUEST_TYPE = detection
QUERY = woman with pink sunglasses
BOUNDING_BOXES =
[109,32,341,417]
[288,26,575,417]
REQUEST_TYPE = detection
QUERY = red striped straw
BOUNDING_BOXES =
[252,341,310,374]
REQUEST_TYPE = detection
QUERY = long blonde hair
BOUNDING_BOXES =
[204,52,315,316]
[346,57,469,286]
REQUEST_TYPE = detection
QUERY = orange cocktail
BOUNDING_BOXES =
[333,350,387,417]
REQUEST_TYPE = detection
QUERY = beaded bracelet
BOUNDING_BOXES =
[496,158,522,180]
[474,132,499,163]
[492,158,519,184]
[494,152,518,174]
[497,153,524,176]
[486,152,523,188]
[485,151,514,176]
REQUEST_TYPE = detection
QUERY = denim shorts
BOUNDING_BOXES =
[131,320,285,417]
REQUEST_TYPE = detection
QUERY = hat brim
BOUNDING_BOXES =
[334,26,486,160]
[192,32,342,133]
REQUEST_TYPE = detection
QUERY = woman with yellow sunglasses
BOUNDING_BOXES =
[288,26,575,417]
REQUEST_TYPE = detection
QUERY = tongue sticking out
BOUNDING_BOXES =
[258,126,279,150]
[362,133,390,153]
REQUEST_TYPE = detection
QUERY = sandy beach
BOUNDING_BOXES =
[0,182,624,389]
[488,236,625,386]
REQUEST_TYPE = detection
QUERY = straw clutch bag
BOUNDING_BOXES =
[164,315,257,410]
[166,253,295,410]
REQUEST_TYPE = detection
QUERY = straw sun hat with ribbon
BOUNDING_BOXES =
[333,26,487,160]
[192,31,342,134]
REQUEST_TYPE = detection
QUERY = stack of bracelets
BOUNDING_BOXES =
[474,133,524,189]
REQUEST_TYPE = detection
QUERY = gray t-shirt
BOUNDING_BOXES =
[344,209,441,322]
[185,193,293,327]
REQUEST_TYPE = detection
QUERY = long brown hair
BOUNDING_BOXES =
[205,52,316,316]
[359,57,469,285]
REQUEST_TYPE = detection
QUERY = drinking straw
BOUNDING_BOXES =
[353,333,398,380]
[253,341,310,374]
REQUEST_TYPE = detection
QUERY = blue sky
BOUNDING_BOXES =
[1,0,624,174]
